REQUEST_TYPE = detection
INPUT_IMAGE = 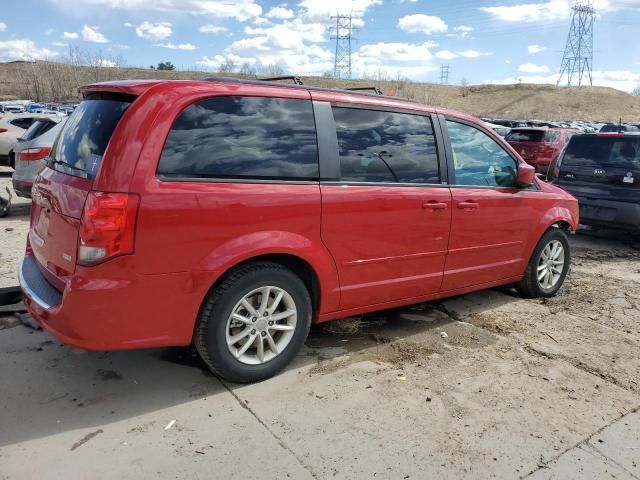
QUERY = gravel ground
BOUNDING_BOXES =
[0,167,639,479]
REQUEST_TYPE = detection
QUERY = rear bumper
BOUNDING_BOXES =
[577,197,640,231]
[19,255,209,351]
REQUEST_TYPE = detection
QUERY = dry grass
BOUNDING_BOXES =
[1,61,638,122]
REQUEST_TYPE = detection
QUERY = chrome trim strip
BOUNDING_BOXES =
[18,258,54,310]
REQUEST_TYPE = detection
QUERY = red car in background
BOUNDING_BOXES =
[506,128,576,174]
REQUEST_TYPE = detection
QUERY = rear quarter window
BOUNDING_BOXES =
[157,96,319,181]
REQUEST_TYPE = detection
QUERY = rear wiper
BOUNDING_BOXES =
[48,158,87,176]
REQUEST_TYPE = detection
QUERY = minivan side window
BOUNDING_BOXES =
[447,120,518,188]
[332,107,440,184]
[158,96,319,181]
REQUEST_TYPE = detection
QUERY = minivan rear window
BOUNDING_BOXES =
[50,97,131,179]
[562,136,640,169]
[20,120,56,142]
[506,130,560,142]
[157,96,319,181]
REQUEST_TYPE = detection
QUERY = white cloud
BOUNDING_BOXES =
[519,62,551,73]
[53,0,263,22]
[81,25,109,43]
[435,50,457,60]
[297,0,382,21]
[398,14,448,35]
[528,44,547,54]
[458,50,492,58]
[266,6,294,19]
[453,25,473,37]
[155,42,196,50]
[52,41,68,47]
[123,22,133,27]
[480,0,572,22]
[0,39,59,61]
[136,21,172,41]
[0,22,6,32]
[199,24,227,34]
[62,31,78,39]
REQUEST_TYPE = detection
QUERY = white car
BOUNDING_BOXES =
[0,113,58,169]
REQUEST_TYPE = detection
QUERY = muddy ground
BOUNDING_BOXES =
[0,167,639,479]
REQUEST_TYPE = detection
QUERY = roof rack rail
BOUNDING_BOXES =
[259,76,304,85]
[345,86,384,95]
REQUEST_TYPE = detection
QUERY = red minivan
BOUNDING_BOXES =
[20,79,579,382]
[506,127,576,174]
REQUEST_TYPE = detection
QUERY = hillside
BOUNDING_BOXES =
[1,61,639,122]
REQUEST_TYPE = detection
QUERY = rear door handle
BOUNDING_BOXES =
[423,201,448,210]
[457,201,479,210]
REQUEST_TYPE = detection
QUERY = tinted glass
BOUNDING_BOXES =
[20,120,56,141]
[52,98,130,179]
[562,136,640,169]
[600,124,639,133]
[158,97,318,181]
[506,130,546,142]
[447,120,518,188]
[332,107,439,184]
[10,118,33,130]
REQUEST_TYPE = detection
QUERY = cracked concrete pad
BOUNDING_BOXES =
[0,328,313,480]
[527,445,636,480]
[588,410,640,474]
[229,339,638,480]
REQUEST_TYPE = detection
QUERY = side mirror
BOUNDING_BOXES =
[516,163,535,187]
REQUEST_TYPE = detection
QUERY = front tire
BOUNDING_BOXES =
[516,229,570,298]
[195,262,312,383]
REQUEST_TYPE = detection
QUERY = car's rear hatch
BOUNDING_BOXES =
[29,95,132,290]
[554,134,640,203]
[506,129,559,164]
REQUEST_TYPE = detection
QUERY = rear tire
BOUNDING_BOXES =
[516,229,570,299]
[195,262,312,383]
[9,152,15,170]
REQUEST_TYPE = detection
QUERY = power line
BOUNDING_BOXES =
[331,14,358,79]
[557,0,595,87]
[440,64,450,85]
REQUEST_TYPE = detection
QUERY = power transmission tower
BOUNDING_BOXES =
[557,0,595,87]
[440,64,450,84]
[331,14,356,79]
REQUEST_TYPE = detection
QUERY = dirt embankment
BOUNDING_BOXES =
[1,61,638,122]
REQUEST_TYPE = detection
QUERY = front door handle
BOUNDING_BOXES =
[423,201,448,210]
[457,201,479,210]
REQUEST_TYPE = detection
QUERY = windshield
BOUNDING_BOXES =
[51,97,131,179]
[506,130,560,142]
[562,136,640,169]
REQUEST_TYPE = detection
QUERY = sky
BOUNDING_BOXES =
[0,0,639,91]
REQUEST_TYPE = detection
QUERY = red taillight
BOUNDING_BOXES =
[0,128,7,134]
[19,147,51,161]
[78,192,140,266]
[597,133,624,137]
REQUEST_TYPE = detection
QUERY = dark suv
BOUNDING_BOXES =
[549,133,640,231]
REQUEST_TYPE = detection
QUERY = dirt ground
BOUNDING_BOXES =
[0,166,639,479]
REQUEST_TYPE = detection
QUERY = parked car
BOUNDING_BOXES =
[484,122,511,138]
[0,114,56,168]
[0,104,26,114]
[19,79,578,383]
[12,117,66,198]
[505,127,576,174]
[600,123,640,133]
[548,132,640,232]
